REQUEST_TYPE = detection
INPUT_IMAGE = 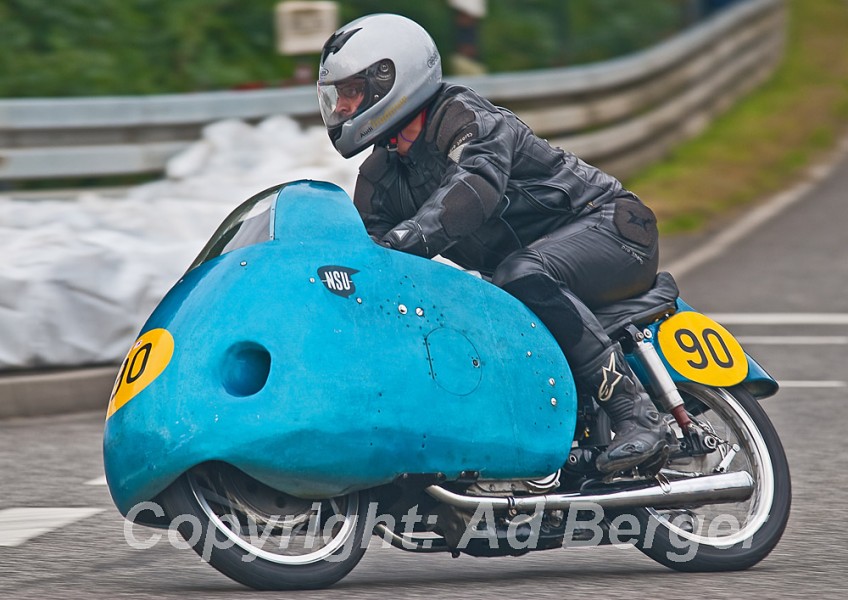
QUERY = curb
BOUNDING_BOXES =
[659,136,848,277]
[0,366,115,420]
[660,137,848,277]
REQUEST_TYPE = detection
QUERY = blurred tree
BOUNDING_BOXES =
[0,0,693,97]
[564,0,683,65]
[0,0,294,96]
[480,0,683,71]
[482,1,560,71]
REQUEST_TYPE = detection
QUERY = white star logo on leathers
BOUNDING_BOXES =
[598,352,624,402]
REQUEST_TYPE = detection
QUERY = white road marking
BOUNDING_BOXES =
[710,313,848,325]
[737,336,848,345]
[0,507,104,547]
[84,476,107,486]
[778,381,846,388]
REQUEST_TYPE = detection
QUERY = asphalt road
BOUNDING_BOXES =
[2,148,848,599]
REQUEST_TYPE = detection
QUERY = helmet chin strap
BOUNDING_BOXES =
[396,110,427,155]
[398,129,417,144]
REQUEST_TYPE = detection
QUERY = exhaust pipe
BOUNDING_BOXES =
[425,471,754,513]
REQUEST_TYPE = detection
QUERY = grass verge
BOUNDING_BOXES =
[626,0,848,234]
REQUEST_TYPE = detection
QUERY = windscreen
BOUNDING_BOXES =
[187,184,281,272]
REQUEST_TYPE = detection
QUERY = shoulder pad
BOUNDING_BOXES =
[425,97,478,155]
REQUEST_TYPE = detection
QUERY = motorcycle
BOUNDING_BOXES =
[104,180,790,590]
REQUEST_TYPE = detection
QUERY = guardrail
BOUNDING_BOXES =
[0,0,785,182]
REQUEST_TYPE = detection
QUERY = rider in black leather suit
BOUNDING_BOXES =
[318,14,672,475]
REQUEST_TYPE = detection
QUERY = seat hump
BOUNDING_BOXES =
[594,272,680,338]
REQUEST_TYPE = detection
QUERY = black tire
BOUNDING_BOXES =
[614,384,790,572]
[159,463,370,590]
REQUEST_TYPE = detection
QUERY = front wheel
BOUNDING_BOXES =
[159,463,370,590]
[618,384,790,571]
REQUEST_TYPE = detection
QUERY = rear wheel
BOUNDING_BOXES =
[616,384,790,571]
[160,463,370,590]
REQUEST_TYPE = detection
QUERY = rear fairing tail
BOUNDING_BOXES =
[629,298,778,399]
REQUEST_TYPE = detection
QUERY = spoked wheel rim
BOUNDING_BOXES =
[649,385,775,547]
[187,464,361,565]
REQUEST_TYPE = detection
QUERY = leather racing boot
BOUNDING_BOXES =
[580,347,673,475]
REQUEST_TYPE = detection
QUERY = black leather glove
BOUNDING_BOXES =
[381,221,428,256]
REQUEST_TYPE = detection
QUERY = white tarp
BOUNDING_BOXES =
[0,117,365,370]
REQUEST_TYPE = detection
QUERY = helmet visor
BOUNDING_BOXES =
[317,60,396,129]
[318,76,368,128]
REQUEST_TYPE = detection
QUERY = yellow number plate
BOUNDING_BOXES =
[657,312,748,386]
[106,328,174,419]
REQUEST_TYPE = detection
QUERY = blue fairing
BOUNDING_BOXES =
[104,181,577,517]
[630,298,779,399]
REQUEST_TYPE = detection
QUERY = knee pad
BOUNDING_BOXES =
[491,250,544,289]
[498,272,585,348]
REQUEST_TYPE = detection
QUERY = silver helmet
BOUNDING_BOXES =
[317,14,442,158]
